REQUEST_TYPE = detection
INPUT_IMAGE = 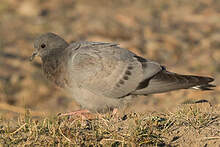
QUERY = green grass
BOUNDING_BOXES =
[0,104,219,146]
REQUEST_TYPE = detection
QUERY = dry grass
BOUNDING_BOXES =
[0,0,219,146]
[0,103,219,146]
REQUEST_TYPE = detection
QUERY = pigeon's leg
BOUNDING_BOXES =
[58,109,94,119]
[112,108,118,116]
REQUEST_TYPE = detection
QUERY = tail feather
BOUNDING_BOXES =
[132,70,215,95]
[191,84,216,90]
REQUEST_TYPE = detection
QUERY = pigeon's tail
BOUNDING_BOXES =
[132,70,215,95]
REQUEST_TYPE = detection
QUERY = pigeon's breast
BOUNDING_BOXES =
[42,56,69,88]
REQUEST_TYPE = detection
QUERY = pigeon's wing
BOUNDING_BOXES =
[68,42,214,97]
[68,42,162,98]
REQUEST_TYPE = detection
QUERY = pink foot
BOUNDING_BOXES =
[58,109,94,119]
[58,109,90,116]
[112,108,118,116]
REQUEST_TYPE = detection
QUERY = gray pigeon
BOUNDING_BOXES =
[30,32,215,113]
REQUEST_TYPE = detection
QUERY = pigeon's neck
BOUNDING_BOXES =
[41,48,69,88]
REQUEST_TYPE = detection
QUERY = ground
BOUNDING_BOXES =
[0,0,219,146]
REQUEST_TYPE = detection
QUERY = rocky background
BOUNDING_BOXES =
[0,0,219,117]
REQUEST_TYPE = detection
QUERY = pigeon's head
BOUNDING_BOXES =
[30,32,68,61]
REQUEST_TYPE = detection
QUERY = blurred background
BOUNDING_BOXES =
[0,0,219,118]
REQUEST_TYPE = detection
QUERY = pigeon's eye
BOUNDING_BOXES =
[41,43,46,49]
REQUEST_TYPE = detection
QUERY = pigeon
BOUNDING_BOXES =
[30,32,215,113]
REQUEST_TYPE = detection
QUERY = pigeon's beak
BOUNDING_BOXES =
[29,50,38,61]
